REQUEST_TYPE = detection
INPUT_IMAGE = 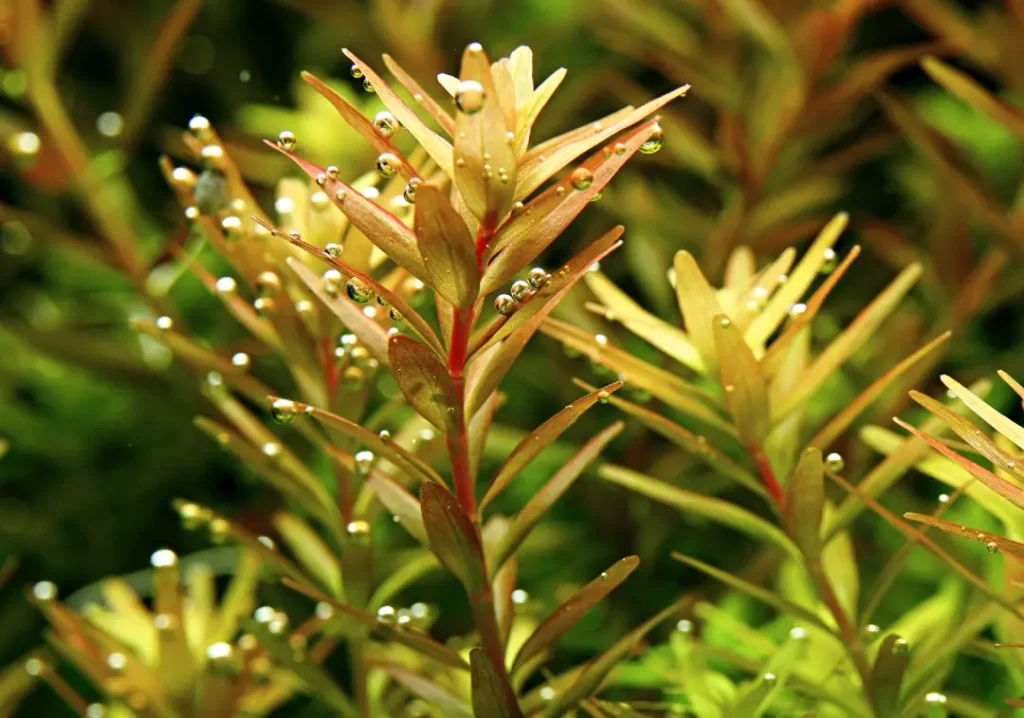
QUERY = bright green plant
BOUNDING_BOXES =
[6,42,692,716]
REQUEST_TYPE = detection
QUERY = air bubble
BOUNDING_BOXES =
[528,267,549,289]
[639,124,663,154]
[376,153,399,179]
[825,452,845,473]
[373,111,399,137]
[346,278,374,304]
[325,242,343,259]
[495,294,517,316]
[346,519,371,546]
[215,276,236,294]
[271,398,298,424]
[354,450,376,476]
[570,167,593,190]
[322,269,343,295]
[510,279,532,302]
[455,80,485,114]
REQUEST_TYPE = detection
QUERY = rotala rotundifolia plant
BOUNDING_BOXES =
[14,44,689,716]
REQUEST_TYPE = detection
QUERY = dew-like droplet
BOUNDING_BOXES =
[762,672,777,686]
[155,315,174,330]
[256,271,282,296]
[214,276,236,295]
[220,215,242,240]
[373,111,399,137]
[189,114,211,138]
[987,541,999,553]
[354,450,376,476]
[594,334,608,346]
[315,602,334,620]
[257,535,276,550]
[107,652,127,672]
[206,642,236,675]
[170,166,197,191]
[85,703,106,718]
[495,294,517,316]
[310,190,330,211]
[322,269,343,295]
[598,391,611,404]
[208,517,230,543]
[510,279,532,302]
[96,111,124,138]
[350,64,363,79]
[230,352,251,371]
[271,398,298,424]
[24,657,45,676]
[389,307,403,322]
[938,493,950,504]
[402,178,422,204]
[528,267,549,289]
[325,242,343,258]
[455,79,485,114]
[376,153,399,179]
[345,277,374,304]
[821,247,837,274]
[376,605,397,623]
[151,549,178,568]
[363,78,375,93]
[892,637,909,654]
[789,626,807,641]
[539,687,556,702]
[32,581,57,602]
[925,692,947,705]
[825,452,845,473]
[512,200,526,215]
[346,519,372,546]
[261,441,282,458]
[378,429,391,442]
[676,619,693,634]
[511,589,529,605]
[570,166,593,191]
[639,124,664,154]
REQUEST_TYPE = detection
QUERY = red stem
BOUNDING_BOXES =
[752,447,785,509]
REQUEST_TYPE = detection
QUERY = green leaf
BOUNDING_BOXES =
[601,465,799,558]
[921,56,1024,141]
[868,635,910,718]
[415,184,480,308]
[673,250,726,372]
[516,85,689,200]
[939,375,1024,453]
[540,597,688,716]
[421,483,486,591]
[471,649,524,718]
[389,335,459,432]
[786,448,824,559]
[511,556,639,678]
[480,381,623,512]
[343,48,454,178]
[453,43,517,223]
[272,512,343,599]
[265,142,428,281]
[713,314,769,445]
[481,120,660,293]
[492,422,623,573]
[381,664,472,717]
[585,270,704,373]
[671,553,835,633]
[774,262,922,420]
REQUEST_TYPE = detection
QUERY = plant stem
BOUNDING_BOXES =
[471,585,510,680]
[751,446,785,510]
[808,558,871,685]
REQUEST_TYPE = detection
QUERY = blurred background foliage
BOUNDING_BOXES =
[3,0,1024,714]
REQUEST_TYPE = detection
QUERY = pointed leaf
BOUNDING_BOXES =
[367,473,427,544]
[540,598,687,716]
[343,48,454,178]
[511,556,639,677]
[453,43,517,223]
[586,271,704,373]
[273,512,343,599]
[673,250,726,372]
[939,375,1024,453]
[786,448,824,558]
[671,553,835,633]
[517,85,689,200]
[382,664,471,717]
[482,119,657,294]
[389,335,459,432]
[904,513,1024,562]
[302,70,418,179]
[492,422,624,572]
[714,314,769,445]
[921,56,1024,141]
[481,382,623,512]
[415,185,480,307]
[471,649,523,718]
[868,635,909,718]
[601,465,799,557]
[516,68,566,147]
[421,483,486,591]
[265,142,428,281]
[774,262,922,420]
[382,53,455,135]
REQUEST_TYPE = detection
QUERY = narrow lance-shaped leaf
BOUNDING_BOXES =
[342,48,454,178]
[367,473,427,545]
[492,422,624,573]
[585,270,704,373]
[540,598,688,717]
[421,482,486,592]
[714,314,769,445]
[415,185,480,308]
[454,43,517,224]
[671,553,836,633]
[601,464,799,557]
[810,331,951,450]
[381,53,455,135]
[301,70,418,179]
[471,649,524,718]
[516,84,689,200]
[999,370,1024,405]
[893,417,1024,512]
[265,142,428,281]
[673,250,726,372]
[921,56,1024,141]
[904,513,1024,563]
[481,120,658,294]
[868,635,910,718]
[273,512,344,600]
[389,335,459,432]
[774,262,923,420]
[286,257,389,366]
[270,232,443,359]
[786,448,824,559]
[909,389,1024,483]
[480,381,623,513]
[939,375,1024,453]
[281,578,469,670]
[511,556,639,677]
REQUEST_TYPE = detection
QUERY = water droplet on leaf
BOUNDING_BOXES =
[455,79,485,114]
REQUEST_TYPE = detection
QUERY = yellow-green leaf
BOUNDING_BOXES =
[786,448,824,559]
[389,335,459,432]
[415,185,480,308]
[273,512,343,599]
[714,314,769,445]
[939,375,1024,453]
[673,250,726,372]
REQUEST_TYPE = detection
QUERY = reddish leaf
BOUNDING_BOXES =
[511,556,639,677]
[415,185,480,308]
[421,483,486,591]
[471,649,524,718]
[713,313,769,445]
[382,53,455,135]
[366,473,426,544]
[786,448,824,559]
[389,335,459,432]
[904,513,1024,563]
[868,635,909,718]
